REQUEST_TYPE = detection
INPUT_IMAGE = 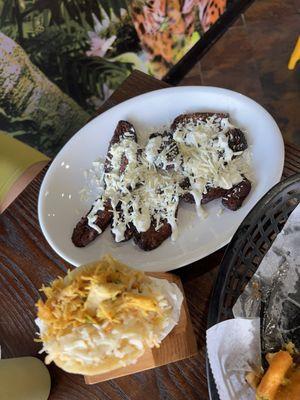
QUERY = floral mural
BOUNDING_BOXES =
[0,0,227,155]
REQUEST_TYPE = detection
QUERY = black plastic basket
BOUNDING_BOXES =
[206,173,300,400]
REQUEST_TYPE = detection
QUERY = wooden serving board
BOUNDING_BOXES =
[84,272,198,384]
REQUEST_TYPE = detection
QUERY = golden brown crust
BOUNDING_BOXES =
[275,367,300,399]
[256,351,293,400]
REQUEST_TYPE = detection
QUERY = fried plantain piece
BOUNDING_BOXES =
[222,178,251,211]
[202,186,227,204]
[72,121,137,248]
[105,120,137,173]
[171,112,228,131]
[133,220,172,251]
[171,113,248,153]
[72,200,112,247]
[173,113,250,209]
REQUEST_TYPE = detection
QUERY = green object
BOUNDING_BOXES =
[0,32,90,155]
[0,132,49,206]
[0,357,51,400]
[109,52,148,73]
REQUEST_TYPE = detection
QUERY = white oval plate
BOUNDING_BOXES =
[38,87,284,272]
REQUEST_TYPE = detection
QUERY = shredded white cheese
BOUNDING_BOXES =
[85,115,252,242]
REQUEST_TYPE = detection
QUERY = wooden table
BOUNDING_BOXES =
[1,70,300,400]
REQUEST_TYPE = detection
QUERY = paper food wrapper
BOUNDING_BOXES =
[207,318,260,400]
[150,277,184,341]
[233,203,300,352]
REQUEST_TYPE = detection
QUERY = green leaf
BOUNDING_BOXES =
[99,0,129,19]
[42,8,51,27]
[99,0,111,18]
[0,0,13,26]
[65,55,130,108]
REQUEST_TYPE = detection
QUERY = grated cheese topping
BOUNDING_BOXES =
[35,255,182,368]
[86,115,252,242]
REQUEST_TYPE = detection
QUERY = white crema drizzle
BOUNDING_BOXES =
[86,115,252,242]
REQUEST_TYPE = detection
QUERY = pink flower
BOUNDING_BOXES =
[182,0,196,14]
[86,33,116,58]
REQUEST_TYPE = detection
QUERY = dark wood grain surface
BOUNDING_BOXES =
[1,70,299,400]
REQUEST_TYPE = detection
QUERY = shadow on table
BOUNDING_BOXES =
[174,247,225,283]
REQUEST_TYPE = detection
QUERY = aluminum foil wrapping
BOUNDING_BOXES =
[233,203,300,353]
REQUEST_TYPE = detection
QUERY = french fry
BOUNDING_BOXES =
[256,351,293,400]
